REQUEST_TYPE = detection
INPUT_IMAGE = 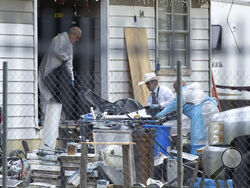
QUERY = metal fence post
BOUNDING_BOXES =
[177,61,183,187]
[2,61,8,188]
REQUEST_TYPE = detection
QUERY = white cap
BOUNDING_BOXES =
[138,72,158,85]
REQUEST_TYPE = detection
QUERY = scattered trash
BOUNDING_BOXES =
[102,145,123,168]
[147,178,164,188]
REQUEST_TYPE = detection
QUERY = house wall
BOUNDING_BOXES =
[108,5,156,102]
[189,4,210,91]
[0,0,39,140]
[107,2,210,103]
[0,0,211,140]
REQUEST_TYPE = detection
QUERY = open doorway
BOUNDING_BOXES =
[37,0,101,121]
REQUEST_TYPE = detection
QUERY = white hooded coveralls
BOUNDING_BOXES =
[38,32,74,123]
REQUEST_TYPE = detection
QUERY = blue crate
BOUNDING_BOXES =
[194,177,233,188]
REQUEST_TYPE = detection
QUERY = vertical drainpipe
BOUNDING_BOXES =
[100,0,109,100]
[208,0,212,96]
[33,0,39,127]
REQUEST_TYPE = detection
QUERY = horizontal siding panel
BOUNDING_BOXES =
[191,50,209,61]
[0,59,34,70]
[109,93,132,102]
[154,82,174,90]
[109,49,127,60]
[0,82,34,93]
[191,18,209,29]
[109,49,155,61]
[8,117,36,128]
[191,30,209,40]
[0,35,33,47]
[109,71,131,82]
[191,40,209,50]
[159,76,192,83]
[0,0,33,12]
[109,60,155,71]
[0,47,33,58]
[109,6,154,17]
[191,8,209,19]
[109,38,125,49]
[109,27,155,38]
[158,76,179,83]
[109,38,155,50]
[191,60,209,71]
[0,12,33,24]
[0,23,33,35]
[110,60,129,71]
[159,79,209,92]
[109,17,155,27]
[110,82,132,93]
[0,94,34,104]
[190,72,209,82]
[8,105,34,116]
[0,70,34,81]
[8,128,39,140]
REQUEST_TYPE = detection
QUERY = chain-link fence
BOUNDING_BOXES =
[1,63,250,187]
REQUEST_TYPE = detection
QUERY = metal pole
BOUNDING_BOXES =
[80,144,87,188]
[176,61,183,187]
[2,61,8,188]
[100,0,109,100]
[33,0,39,127]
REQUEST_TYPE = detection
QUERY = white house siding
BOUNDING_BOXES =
[0,0,39,140]
[108,2,211,102]
[189,5,210,92]
[108,5,155,102]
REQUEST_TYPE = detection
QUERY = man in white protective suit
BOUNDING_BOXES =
[38,26,82,125]
[156,80,219,154]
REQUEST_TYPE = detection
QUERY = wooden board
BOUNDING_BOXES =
[30,164,61,172]
[124,27,151,106]
[32,172,60,179]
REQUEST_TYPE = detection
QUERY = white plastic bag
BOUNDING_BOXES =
[101,145,123,168]
[183,83,207,105]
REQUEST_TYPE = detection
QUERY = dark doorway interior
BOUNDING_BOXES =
[38,0,100,74]
[38,0,100,120]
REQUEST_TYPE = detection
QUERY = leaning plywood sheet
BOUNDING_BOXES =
[124,27,151,106]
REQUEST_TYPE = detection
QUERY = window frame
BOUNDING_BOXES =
[211,24,222,51]
[156,0,191,75]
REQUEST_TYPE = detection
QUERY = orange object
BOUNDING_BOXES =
[212,72,221,112]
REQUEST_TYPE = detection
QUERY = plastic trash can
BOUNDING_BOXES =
[143,125,171,156]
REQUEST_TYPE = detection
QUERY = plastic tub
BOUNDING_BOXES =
[143,125,171,156]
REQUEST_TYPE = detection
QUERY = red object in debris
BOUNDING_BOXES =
[60,0,65,5]
[212,72,221,112]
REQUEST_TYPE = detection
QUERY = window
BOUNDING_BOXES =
[157,0,189,70]
[211,25,222,51]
